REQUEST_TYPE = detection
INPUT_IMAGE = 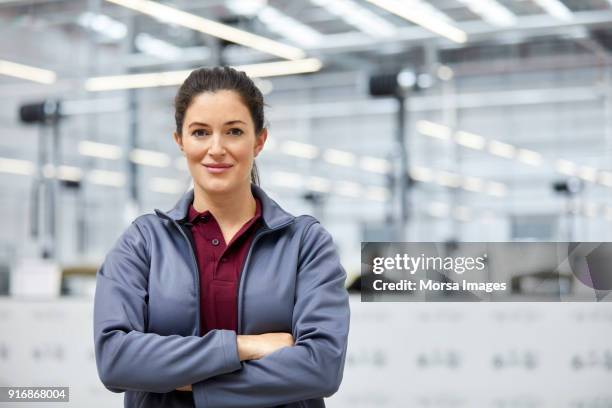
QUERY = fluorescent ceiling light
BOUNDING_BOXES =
[270,171,304,188]
[455,130,486,150]
[78,12,183,59]
[456,0,517,27]
[42,164,83,181]
[359,156,391,174]
[409,164,507,200]
[365,0,467,43]
[578,166,597,183]
[0,158,35,175]
[129,149,171,167]
[437,65,455,81]
[599,171,612,188]
[532,0,573,21]
[239,58,322,78]
[253,78,274,95]
[104,0,305,60]
[268,171,389,201]
[85,58,322,91]
[78,12,127,40]
[150,177,184,194]
[88,169,125,187]
[135,33,183,60]
[416,120,452,141]
[555,159,577,176]
[366,186,391,201]
[462,176,483,192]
[488,139,516,159]
[62,97,126,115]
[280,140,319,159]
[306,176,332,193]
[86,70,189,91]
[256,6,324,47]
[487,181,507,197]
[226,0,266,16]
[323,149,356,167]
[79,140,123,160]
[57,166,83,182]
[175,156,188,171]
[517,149,542,166]
[0,59,56,84]
[436,170,462,188]
[410,166,434,182]
[227,0,324,46]
[311,0,397,38]
[336,181,362,197]
[416,122,550,171]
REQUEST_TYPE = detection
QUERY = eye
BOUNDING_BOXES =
[192,129,209,137]
[228,128,244,136]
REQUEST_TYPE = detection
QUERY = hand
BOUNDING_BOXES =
[237,332,294,361]
[175,332,294,391]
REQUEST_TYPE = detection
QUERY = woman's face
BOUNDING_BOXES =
[174,90,266,196]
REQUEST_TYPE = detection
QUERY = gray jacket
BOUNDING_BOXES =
[93,184,350,407]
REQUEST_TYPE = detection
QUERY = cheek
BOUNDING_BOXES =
[236,140,257,160]
[185,151,201,162]
[183,143,205,161]
[238,148,254,162]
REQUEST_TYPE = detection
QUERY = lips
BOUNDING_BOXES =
[204,163,232,168]
[203,163,233,174]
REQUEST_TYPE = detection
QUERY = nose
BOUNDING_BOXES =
[208,133,226,157]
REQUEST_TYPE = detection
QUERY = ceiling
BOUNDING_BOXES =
[1,0,612,78]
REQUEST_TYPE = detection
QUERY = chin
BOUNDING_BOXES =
[198,178,237,195]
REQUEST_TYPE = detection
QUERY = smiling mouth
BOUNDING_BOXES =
[202,163,233,174]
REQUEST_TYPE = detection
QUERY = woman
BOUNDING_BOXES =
[93,66,350,408]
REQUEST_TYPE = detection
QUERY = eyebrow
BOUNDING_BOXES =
[188,120,246,128]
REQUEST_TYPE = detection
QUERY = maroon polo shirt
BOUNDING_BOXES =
[187,197,262,334]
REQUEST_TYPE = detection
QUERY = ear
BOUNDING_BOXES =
[173,131,184,153]
[254,128,268,157]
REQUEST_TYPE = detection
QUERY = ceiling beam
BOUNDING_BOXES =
[305,10,612,55]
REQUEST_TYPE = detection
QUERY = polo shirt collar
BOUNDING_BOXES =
[187,194,262,225]
[158,184,295,230]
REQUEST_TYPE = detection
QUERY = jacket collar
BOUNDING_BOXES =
[155,184,295,230]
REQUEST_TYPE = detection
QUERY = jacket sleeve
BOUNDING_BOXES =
[191,220,351,407]
[93,221,242,393]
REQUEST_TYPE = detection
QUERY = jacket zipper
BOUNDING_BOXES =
[169,217,202,337]
[236,229,268,335]
[236,220,294,335]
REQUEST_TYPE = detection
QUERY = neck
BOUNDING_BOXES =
[193,182,256,226]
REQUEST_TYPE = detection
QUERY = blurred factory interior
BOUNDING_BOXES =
[1,0,612,407]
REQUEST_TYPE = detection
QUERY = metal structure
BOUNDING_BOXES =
[1,0,612,261]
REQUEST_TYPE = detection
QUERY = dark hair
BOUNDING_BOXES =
[174,66,265,185]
